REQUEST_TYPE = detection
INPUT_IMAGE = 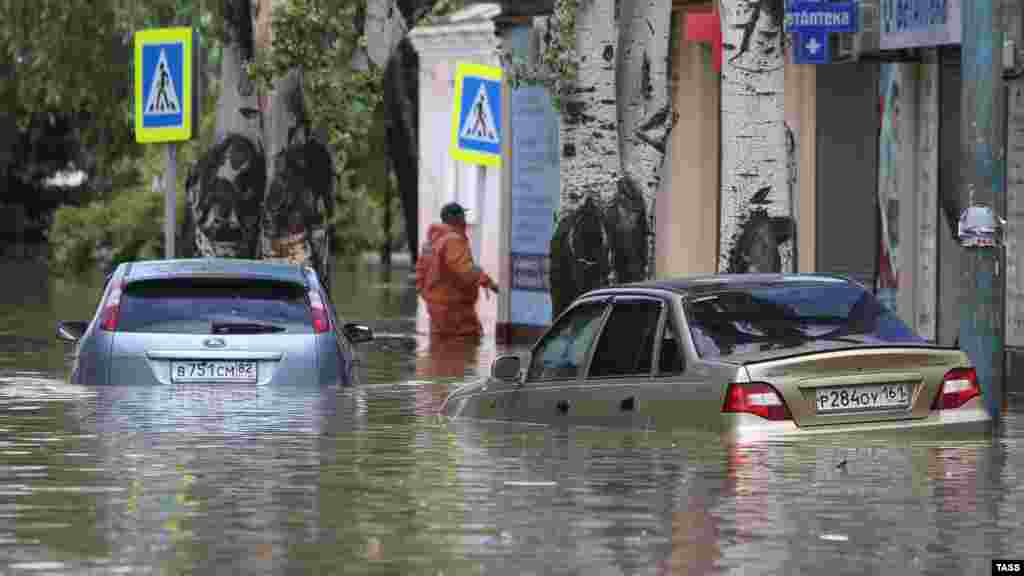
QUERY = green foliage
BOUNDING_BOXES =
[0,0,222,181]
[1,0,135,172]
[248,0,463,259]
[47,83,220,276]
[249,0,383,166]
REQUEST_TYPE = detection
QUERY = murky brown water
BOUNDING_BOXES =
[0,258,1022,575]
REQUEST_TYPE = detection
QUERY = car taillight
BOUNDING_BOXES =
[307,289,331,334]
[722,382,792,421]
[932,367,981,410]
[99,279,125,331]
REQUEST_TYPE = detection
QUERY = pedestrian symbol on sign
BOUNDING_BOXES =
[135,27,193,143]
[460,84,499,144]
[144,49,181,115]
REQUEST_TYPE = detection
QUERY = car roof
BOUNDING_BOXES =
[583,273,855,299]
[124,258,309,285]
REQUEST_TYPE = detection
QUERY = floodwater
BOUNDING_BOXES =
[0,258,1022,575]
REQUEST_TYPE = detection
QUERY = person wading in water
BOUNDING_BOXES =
[415,202,498,338]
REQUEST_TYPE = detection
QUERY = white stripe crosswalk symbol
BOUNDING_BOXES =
[145,49,181,116]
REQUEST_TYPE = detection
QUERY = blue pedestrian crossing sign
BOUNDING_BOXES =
[451,62,503,167]
[135,27,194,143]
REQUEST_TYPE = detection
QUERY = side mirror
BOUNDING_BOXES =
[343,323,374,344]
[491,354,522,383]
[57,320,89,343]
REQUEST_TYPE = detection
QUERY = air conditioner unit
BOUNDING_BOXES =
[830,0,881,63]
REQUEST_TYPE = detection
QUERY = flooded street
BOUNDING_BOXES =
[0,258,1022,575]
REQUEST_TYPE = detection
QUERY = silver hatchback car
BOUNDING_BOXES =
[56,258,373,387]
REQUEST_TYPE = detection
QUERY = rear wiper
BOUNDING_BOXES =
[211,321,286,335]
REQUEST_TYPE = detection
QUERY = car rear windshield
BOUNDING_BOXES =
[117,278,314,334]
[684,281,924,359]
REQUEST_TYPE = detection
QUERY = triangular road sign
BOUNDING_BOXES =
[144,49,182,116]
[459,83,499,144]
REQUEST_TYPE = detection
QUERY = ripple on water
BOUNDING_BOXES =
[8,561,66,570]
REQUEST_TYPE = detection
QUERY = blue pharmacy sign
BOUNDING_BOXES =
[784,1,859,65]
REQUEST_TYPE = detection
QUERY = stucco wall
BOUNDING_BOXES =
[659,8,720,278]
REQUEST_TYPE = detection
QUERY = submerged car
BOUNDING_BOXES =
[56,258,374,387]
[441,274,992,439]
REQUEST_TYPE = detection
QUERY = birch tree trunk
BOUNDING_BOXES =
[559,0,621,205]
[254,0,334,286]
[185,0,265,262]
[549,0,619,317]
[718,0,794,274]
[615,0,673,281]
[187,0,333,288]
[549,0,676,317]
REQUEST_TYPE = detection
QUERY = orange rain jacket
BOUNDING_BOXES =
[415,223,495,337]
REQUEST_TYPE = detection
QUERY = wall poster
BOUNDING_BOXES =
[507,24,559,328]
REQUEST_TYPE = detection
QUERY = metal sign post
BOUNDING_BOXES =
[165,143,177,259]
[134,27,195,259]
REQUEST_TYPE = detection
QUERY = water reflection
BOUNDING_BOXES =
[0,259,1023,574]
[415,335,482,380]
[661,493,722,575]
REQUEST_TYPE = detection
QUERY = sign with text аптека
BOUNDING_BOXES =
[451,62,503,168]
[135,27,194,143]
[784,1,859,65]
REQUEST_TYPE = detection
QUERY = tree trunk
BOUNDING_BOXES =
[615,0,674,281]
[365,0,408,69]
[548,0,675,317]
[549,0,619,317]
[384,39,420,263]
[718,0,793,274]
[187,0,333,289]
[186,0,265,261]
[381,170,393,267]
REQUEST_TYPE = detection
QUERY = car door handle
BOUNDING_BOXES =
[620,397,636,412]
[556,400,570,415]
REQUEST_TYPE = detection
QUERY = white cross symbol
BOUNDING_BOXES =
[806,36,822,55]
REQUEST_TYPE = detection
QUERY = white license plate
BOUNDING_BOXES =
[815,383,910,413]
[171,361,258,383]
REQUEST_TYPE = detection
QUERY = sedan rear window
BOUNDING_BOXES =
[117,278,314,334]
[685,282,924,359]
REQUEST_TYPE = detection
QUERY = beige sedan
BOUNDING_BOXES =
[440,274,992,440]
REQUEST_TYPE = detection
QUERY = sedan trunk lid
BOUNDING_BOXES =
[740,345,968,427]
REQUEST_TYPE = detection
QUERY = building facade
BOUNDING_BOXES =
[408,0,1023,402]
